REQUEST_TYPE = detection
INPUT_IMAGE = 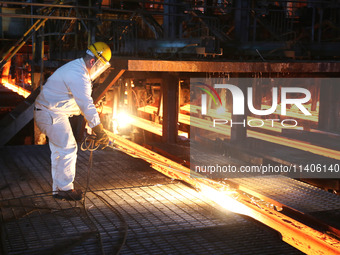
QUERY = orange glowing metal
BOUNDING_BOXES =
[200,183,340,255]
[138,105,340,160]
[124,114,188,137]
[248,131,340,161]
[261,104,318,122]
[2,82,31,98]
[105,130,340,255]
[138,105,299,133]
[182,104,318,122]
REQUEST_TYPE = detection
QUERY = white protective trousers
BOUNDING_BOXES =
[34,58,100,192]
[34,110,77,191]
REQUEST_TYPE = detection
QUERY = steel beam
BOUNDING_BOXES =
[162,73,179,143]
[231,78,247,141]
[234,0,250,42]
[0,1,101,9]
[92,69,125,104]
[0,88,39,145]
[318,79,339,132]
[112,60,340,73]
[0,13,96,21]
[163,0,179,39]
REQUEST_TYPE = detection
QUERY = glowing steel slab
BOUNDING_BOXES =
[126,114,188,138]
[1,82,31,98]
[105,130,340,255]
[138,105,340,161]
[139,105,297,133]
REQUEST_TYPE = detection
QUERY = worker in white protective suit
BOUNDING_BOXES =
[34,42,111,201]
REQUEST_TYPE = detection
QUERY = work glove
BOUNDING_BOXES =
[92,123,109,147]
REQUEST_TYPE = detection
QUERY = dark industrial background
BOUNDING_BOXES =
[0,1,340,254]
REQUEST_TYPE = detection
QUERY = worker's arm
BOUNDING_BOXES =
[65,59,109,145]
[65,60,100,128]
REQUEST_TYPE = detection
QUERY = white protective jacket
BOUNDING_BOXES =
[35,58,100,128]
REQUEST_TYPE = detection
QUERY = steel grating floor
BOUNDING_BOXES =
[232,175,340,231]
[233,175,340,213]
[0,145,303,254]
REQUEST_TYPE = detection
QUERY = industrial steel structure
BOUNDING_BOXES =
[0,0,340,254]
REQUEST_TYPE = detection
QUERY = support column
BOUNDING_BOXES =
[127,79,133,113]
[112,86,119,134]
[252,78,262,110]
[318,79,336,132]
[234,0,250,43]
[311,79,320,112]
[230,79,247,141]
[162,73,179,143]
[33,31,46,145]
[163,0,179,39]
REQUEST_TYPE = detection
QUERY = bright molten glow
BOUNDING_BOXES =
[179,133,189,139]
[2,82,31,98]
[116,112,133,128]
[199,184,253,217]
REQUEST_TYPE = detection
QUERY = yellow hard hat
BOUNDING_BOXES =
[88,42,111,64]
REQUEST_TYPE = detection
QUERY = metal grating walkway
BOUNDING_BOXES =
[233,175,340,212]
[0,145,302,254]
